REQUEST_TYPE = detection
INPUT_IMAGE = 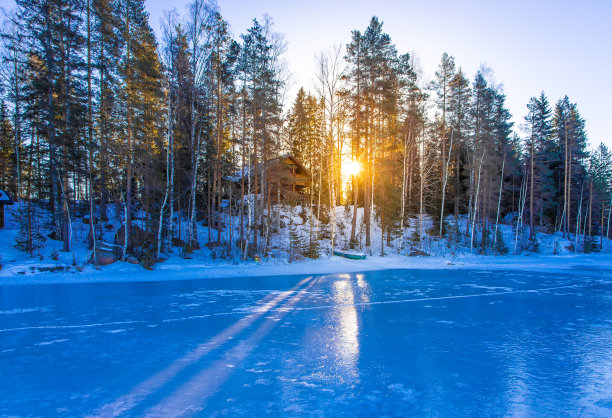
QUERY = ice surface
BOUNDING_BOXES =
[0,267,611,416]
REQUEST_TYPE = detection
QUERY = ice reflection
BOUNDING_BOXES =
[356,273,371,304]
[328,274,369,381]
[505,352,532,416]
[575,323,612,414]
[333,280,359,367]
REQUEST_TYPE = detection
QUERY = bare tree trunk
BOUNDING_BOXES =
[400,131,407,252]
[43,4,60,241]
[350,41,361,245]
[122,188,128,261]
[588,178,593,239]
[157,151,169,260]
[207,171,212,243]
[470,151,485,253]
[214,47,222,245]
[165,22,176,250]
[169,106,175,249]
[369,124,375,255]
[316,147,322,239]
[190,126,202,247]
[124,0,133,253]
[186,0,214,249]
[364,85,373,251]
[240,95,246,258]
[157,89,172,260]
[514,170,528,254]
[87,0,96,264]
[439,128,454,237]
[61,152,70,252]
[601,203,604,250]
[364,147,371,248]
[380,172,384,257]
[419,132,424,249]
[11,27,21,199]
[246,143,252,257]
[309,150,314,251]
[563,120,568,237]
[253,139,259,256]
[607,193,612,251]
[329,146,336,254]
[493,155,505,251]
[575,182,584,252]
[265,178,271,252]
[408,130,414,212]
[568,148,572,236]
[98,44,108,228]
[529,133,535,240]
[350,160,358,246]
[466,148,475,239]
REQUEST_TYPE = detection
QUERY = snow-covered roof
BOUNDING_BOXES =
[0,190,13,204]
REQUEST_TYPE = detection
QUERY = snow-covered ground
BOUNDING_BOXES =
[2,202,612,286]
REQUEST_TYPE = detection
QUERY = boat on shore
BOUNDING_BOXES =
[333,250,367,260]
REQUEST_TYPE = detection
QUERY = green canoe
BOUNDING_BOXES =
[333,250,367,260]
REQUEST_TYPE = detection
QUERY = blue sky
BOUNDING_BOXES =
[148,0,611,150]
[3,0,611,149]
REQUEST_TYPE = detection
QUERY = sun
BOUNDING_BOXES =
[342,159,361,178]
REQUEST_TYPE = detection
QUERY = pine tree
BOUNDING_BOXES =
[344,16,414,254]
[98,0,166,259]
[467,71,514,253]
[554,96,588,237]
[586,144,612,250]
[0,101,16,193]
[430,53,456,235]
[0,15,27,200]
[344,28,365,246]
[524,93,555,239]
[14,201,48,255]
[207,12,239,246]
[287,87,310,162]
[16,0,88,251]
[448,68,471,220]
[239,17,284,257]
[92,0,122,225]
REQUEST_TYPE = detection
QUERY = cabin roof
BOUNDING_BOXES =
[278,154,311,178]
[0,190,13,204]
[229,154,311,182]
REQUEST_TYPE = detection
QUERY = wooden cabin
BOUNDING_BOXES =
[0,190,13,229]
[230,155,312,203]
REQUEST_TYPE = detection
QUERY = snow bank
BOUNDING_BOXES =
[2,246,612,286]
[2,203,612,286]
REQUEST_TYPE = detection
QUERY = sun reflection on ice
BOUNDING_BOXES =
[329,274,369,380]
[356,273,371,304]
[333,280,359,365]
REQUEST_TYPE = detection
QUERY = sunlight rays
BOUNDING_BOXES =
[341,159,361,178]
[143,278,320,416]
[94,276,314,417]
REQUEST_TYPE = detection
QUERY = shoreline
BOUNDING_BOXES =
[1,252,611,287]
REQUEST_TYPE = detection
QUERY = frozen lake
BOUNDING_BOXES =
[1,267,611,416]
